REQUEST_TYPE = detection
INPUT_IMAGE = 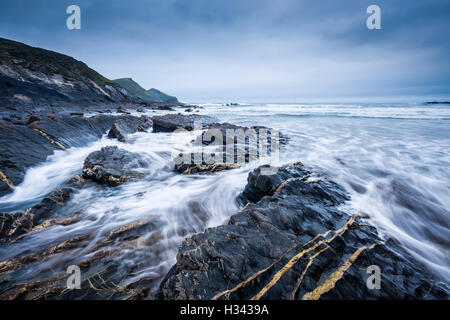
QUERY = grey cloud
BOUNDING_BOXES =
[0,0,449,101]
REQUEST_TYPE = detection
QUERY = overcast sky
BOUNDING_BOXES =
[1,0,449,102]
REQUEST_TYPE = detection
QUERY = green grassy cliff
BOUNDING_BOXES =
[114,78,178,103]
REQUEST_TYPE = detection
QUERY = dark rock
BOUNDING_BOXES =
[238,162,344,204]
[155,106,174,111]
[190,123,289,169]
[0,119,59,197]
[200,122,248,146]
[239,162,310,203]
[3,114,22,122]
[82,146,147,186]
[0,188,74,243]
[107,116,152,142]
[30,188,74,223]
[175,162,240,174]
[66,175,86,188]
[174,150,242,174]
[144,102,182,111]
[151,114,217,132]
[0,114,155,197]
[0,212,34,243]
[184,108,193,112]
[157,163,449,300]
[200,122,288,146]
[424,101,450,105]
[0,217,162,300]
[0,180,12,196]
[28,114,116,148]
[26,115,41,124]
[116,106,129,114]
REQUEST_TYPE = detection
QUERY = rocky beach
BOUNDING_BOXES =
[0,37,449,300]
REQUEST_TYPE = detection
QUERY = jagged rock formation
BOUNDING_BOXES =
[157,163,449,300]
[175,162,240,174]
[0,216,162,300]
[66,175,86,188]
[107,115,152,142]
[171,123,289,175]
[82,146,147,186]
[239,162,306,203]
[0,147,157,300]
[172,122,290,174]
[200,122,288,146]
[0,188,77,243]
[0,114,152,197]
[151,114,217,132]
[0,189,162,300]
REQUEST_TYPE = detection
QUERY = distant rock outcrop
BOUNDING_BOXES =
[146,88,178,103]
[113,78,178,103]
[424,101,450,105]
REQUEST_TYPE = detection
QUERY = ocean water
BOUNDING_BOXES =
[0,102,449,292]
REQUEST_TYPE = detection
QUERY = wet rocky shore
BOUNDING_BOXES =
[0,105,448,300]
[158,163,449,300]
[0,103,182,197]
